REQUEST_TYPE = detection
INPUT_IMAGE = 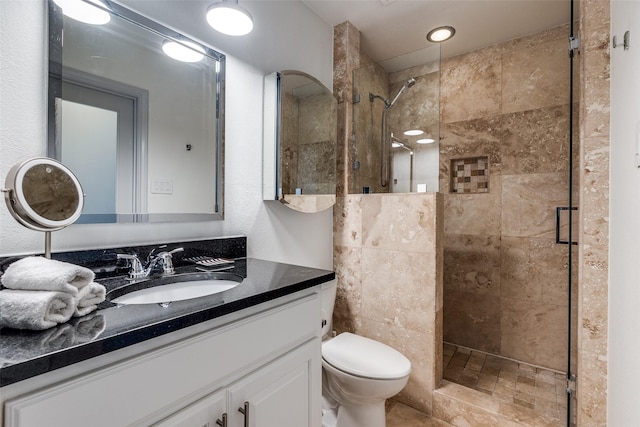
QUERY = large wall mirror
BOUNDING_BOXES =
[47,0,225,223]
[263,70,337,213]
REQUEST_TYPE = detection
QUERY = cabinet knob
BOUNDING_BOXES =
[238,401,250,427]
[215,413,227,427]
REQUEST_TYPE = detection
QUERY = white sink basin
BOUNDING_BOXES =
[108,272,242,305]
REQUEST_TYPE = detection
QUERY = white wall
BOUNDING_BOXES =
[609,0,640,423]
[0,0,334,270]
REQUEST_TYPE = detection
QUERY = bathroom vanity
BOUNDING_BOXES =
[0,238,334,427]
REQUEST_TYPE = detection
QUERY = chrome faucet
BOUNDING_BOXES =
[117,247,184,279]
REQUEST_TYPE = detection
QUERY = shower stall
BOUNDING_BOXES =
[348,9,579,424]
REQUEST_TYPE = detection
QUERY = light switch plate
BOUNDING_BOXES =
[151,179,173,194]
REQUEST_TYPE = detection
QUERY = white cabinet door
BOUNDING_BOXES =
[153,389,227,427]
[228,341,320,427]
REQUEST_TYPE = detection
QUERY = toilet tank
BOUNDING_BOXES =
[320,279,337,338]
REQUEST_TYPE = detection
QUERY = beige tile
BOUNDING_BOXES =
[500,237,568,305]
[362,193,438,252]
[501,173,568,238]
[332,245,362,334]
[386,401,453,427]
[501,105,570,175]
[361,247,437,332]
[433,382,506,426]
[441,45,503,124]
[444,234,501,296]
[333,195,362,247]
[500,298,567,371]
[443,176,502,236]
[502,37,570,114]
[444,289,501,354]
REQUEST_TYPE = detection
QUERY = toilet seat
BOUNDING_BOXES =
[322,332,411,380]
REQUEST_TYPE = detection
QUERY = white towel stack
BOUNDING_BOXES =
[0,257,107,330]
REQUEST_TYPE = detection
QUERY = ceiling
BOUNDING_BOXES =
[301,0,572,66]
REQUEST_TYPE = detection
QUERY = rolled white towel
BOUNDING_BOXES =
[1,256,94,297]
[74,283,106,317]
[0,290,75,330]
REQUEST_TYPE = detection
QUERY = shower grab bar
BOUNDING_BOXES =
[555,206,578,245]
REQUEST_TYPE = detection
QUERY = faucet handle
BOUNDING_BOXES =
[117,253,146,279]
[157,247,184,275]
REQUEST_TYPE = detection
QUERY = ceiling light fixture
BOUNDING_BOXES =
[162,40,205,63]
[426,26,456,43]
[206,0,253,36]
[52,0,111,25]
[404,129,424,136]
[417,138,435,144]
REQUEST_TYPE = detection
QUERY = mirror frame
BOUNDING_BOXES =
[47,0,226,223]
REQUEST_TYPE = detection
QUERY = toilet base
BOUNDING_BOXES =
[321,396,386,427]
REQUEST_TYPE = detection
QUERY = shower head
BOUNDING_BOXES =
[388,77,417,109]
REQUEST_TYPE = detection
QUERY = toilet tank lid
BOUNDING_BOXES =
[322,332,411,379]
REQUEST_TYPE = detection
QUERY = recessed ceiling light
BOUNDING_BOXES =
[426,26,456,43]
[404,129,424,136]
[162,40,205,63]
[53,0,111,25]
[417,138,435,144]
[206,0,253,36]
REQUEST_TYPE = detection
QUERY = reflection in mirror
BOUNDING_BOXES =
[48,0,225,223]
[263,71,337,213]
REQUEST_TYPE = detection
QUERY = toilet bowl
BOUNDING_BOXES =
[319,281,411,427]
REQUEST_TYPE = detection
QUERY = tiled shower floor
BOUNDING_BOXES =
[443,343,567,422]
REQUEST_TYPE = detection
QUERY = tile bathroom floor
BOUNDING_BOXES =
[442,343,567,422]
[386,400,453,427]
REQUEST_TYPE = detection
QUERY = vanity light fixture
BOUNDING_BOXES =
[162,40,205,63]
[52,0,111,25]
[404,129,424,136]
[417,138,435,144]
[426,26,456,43]
[206,0,254,36]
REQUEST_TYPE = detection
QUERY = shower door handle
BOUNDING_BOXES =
[555,206,578,245]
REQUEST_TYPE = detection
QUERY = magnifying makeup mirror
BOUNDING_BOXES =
[2,157,84,258]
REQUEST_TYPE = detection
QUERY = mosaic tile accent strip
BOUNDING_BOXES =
[450,156,489,193]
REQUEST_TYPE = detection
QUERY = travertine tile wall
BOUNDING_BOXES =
[577,0,610,424]
[333,21,360,197]
[439,25,573,372]
[333,22,444,415]
[281,92,337,195]
[333,192,444,415]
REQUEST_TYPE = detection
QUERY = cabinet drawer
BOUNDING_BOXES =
[5,293,320,427]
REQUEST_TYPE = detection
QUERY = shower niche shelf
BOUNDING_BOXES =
[450,156,489,194]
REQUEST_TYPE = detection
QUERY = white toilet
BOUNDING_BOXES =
[320,280,412,427]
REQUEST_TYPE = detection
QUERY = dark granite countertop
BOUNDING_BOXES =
[0,257,334,387]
